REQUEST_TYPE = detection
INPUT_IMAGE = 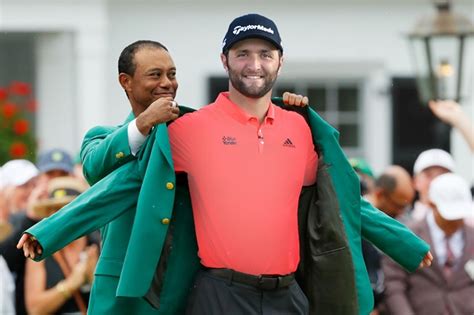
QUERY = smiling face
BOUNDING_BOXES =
[222,38,282,99]
[120,46,178,114]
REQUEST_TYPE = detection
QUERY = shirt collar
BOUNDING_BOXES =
[216,92,275,125]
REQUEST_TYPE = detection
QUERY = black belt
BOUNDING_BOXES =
[203,267,295,290]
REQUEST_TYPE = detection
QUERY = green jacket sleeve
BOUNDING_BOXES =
[81,124,135,186]
[25,161,142,260]
[360,197,430,272]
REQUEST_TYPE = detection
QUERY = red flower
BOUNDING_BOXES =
[10,142,28,158]
[0,88,7,101]
[13,119,29,135]
[2,103,17,118]
[9,81,31,96]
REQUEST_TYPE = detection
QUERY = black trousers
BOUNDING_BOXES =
[186,269,309,315]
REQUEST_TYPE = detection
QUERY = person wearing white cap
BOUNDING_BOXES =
[383,173,474,315]
[1,159,39,215]
[0,160,42,315]
[411,148,455,222]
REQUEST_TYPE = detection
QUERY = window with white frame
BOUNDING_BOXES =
[273,80,364,157]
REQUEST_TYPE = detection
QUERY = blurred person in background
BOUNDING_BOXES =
[383,173,474,315]
[1,177,48,315]
[24,176,98,315]
[361,165,416,315]
[366,165,415,220]
[0,150,73,315]
[37,148,74,181]
[0,165,16,314]
[0,253,15,314]
[350,157,376,195]
[0,165,13,242]
[1,159,39,223]
[411,149,455,222]
[429,100,474,152]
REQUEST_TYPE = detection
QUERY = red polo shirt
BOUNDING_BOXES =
[169,92,317,275]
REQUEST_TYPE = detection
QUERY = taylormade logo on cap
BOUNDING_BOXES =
[222,13,283,53]
[233,24,274,35]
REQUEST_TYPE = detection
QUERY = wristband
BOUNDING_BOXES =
[56,281,71,299]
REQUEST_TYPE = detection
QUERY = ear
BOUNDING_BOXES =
[374,188,385,200]
[220,53,228,72]
[119,73,132,93]
[277,55,284,76]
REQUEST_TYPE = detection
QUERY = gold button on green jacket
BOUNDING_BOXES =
[26,101,429,315]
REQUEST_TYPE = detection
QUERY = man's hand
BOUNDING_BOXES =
[418,251,433,268]
[282,92,309,107]
[136,97,180,135]
[429,100,474,151]
[17,233,43,259]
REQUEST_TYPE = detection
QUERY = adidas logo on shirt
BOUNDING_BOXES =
[283,138,295,148]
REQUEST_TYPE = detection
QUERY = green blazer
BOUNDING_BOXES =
[26,102,429,315]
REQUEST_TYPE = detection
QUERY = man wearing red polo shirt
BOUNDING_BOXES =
[19,15,433,315]
[169,14,317,314]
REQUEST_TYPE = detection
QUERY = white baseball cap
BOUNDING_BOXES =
[413,149,455,175]
[1,159,39,188]
[429,173,473,220]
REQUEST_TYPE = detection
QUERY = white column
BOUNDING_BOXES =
[74,27,108,145]
[35,32,76,153]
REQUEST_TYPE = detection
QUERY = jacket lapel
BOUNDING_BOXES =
[155,124,173,167]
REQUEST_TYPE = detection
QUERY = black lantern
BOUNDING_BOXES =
[408,0,474,104]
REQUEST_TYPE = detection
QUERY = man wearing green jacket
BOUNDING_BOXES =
[17,39,308,314]
[19,15,432,315]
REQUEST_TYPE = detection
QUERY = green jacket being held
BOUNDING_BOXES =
[26,101,429,315]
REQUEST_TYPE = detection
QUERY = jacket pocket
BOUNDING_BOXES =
[95,257,123,277]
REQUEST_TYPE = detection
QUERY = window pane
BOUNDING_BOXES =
[338,124,359,147]
[208,77,228,103]
[338,87,358,112]
[307,86,326,112]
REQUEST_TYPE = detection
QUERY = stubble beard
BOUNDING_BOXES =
[227,64,279,99]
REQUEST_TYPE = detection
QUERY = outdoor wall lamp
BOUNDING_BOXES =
[408,0,474,104]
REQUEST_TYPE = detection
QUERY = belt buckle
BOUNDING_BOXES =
[257,275,278,290]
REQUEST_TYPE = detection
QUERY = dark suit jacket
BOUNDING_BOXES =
[383,219,474,315]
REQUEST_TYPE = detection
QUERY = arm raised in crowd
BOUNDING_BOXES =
[429,100,474,151]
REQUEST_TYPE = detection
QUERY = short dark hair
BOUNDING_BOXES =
[375,174,397,193]
[118,40,168,76]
